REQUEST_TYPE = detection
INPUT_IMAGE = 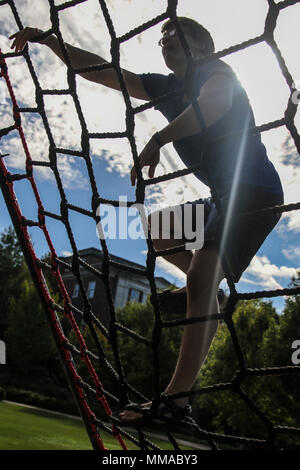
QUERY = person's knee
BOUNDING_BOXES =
[186,249,223,299]
[186,264,210,298]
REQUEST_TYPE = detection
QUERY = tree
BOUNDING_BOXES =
[0,227,76,401]
[69,299,183,408]
[260,273,300,433]
[4,275,67,394]
[116,300,183,399]
[196,299,280,441]
[0,225,25,336]
[40,251,64,304]
[194,287,300,448]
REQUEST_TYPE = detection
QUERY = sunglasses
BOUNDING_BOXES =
[158,28,177,47]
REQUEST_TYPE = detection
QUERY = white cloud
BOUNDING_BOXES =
[1,0,299,325]
[141,249,186,285]
[280,210,300,235]
[61,250,72,257]
[0,79,6,104]
[2,0,299,209]
[1,0,299,234]
[1,0,187,207]
[155,256,186,285]
[241,255,299,290]
[142,247,299,292]
[282,246,300,262]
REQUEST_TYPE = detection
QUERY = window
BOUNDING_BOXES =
[72,283,79,298]
[128,288,143,303]
[87,280,96,299]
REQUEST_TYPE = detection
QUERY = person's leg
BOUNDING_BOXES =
[163,245,224,407]
[153,237,192,274]
[118,245,224,421]
[149,207,193,276]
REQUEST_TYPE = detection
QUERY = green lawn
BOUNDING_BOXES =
[0,401,93,450]
[0,401,194,450]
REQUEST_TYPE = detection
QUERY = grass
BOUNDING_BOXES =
[0,401,196,450]
[0,401,93,450]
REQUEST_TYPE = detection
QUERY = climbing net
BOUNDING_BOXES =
[1,0,300,451]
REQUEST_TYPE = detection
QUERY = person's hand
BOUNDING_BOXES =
[130,136,161,186]
[9,27,44,52]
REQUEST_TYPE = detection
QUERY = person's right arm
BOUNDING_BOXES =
[9,27,150,101]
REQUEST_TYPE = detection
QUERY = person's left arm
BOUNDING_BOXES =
[130,72,234,186]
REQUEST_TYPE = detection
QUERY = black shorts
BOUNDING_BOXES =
[180,184,284,283]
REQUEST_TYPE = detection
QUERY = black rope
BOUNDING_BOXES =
[0,0,300,451]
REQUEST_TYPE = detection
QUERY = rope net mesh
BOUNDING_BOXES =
[1,0,300,450]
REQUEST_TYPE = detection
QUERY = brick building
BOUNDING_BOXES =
[60,247,172,327]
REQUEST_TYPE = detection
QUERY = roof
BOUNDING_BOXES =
[61,247,172,286]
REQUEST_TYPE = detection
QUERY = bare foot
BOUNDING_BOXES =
[118,401,152,421]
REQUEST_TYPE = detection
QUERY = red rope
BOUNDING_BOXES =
[0,50,127,451]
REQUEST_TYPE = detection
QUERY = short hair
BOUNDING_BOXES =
[161,17,215,56]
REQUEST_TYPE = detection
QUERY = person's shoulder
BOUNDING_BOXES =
[193,59,236,93]
[206,59,236,78]
[139,72,176,100]
[201,59,243,95]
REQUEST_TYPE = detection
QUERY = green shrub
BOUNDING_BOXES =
[4,387,78,415]
[0,387,6,401]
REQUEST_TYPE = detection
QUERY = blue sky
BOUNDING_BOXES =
[1,0,300,314]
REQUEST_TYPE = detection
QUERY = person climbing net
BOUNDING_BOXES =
[1,0,300,451]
